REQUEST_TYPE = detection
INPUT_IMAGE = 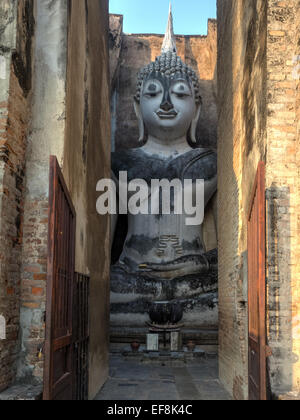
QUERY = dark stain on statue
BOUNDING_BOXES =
[112,148,217,184]
[125,235,160,256]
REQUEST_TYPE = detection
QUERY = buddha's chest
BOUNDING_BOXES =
[112,148,217,185]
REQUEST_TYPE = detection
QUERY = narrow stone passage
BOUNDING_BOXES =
[95,355,231,401]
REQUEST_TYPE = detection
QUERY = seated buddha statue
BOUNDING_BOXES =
[110,7,218,330]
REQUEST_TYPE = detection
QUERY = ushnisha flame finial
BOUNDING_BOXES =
[134,1,202,111]
[161,2,177,54]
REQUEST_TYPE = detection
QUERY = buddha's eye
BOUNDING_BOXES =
[174,92,188,99]
[171,82,191,98]
[171,91,190,100]
[144,90,161,98]
[143,82,162,98]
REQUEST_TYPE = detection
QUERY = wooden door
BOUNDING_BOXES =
[248,162,267,400]
[43,156,76,400]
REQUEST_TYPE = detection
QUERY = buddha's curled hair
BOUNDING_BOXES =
[134,51,202,105]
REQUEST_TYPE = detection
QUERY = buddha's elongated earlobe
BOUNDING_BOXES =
[134,99,145,143]
[190,103,202,144]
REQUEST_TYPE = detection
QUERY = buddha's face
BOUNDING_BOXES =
[140,73,197,141]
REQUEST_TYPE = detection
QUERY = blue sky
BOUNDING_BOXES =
[109,0,216,35]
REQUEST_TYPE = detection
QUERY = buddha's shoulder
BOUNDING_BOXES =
[112,148,150,174]
[172,148,217,168]
[180,148,217,180]
[187,148,216,160]
[112,147,217,177]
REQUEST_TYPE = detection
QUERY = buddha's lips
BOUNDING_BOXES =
[156,109,178,119]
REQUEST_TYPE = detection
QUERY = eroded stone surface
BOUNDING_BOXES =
[0,384,42,401]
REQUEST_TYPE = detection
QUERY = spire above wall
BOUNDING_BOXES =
[161,2,177,54]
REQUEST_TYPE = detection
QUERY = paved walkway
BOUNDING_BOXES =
[95,354,231,401]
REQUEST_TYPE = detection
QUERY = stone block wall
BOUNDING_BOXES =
[110,15,217,151]
[0,0,34,392]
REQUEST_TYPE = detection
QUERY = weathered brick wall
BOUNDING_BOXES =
[218,0,300,399]
[110,15,217,151]
[0,0,34,391]
[218,0,267,400]
[265,0,300,395]
[19,198,48,382]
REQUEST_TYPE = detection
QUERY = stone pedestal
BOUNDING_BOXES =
[0,315,6,340]
[110,249,218,332]
[147,334,159,351]
[170,331,182,351]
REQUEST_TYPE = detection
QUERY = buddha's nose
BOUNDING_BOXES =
[160,100,174,112]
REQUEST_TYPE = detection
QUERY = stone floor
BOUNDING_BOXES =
[0,384,43,401]
[95,354,231,401]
